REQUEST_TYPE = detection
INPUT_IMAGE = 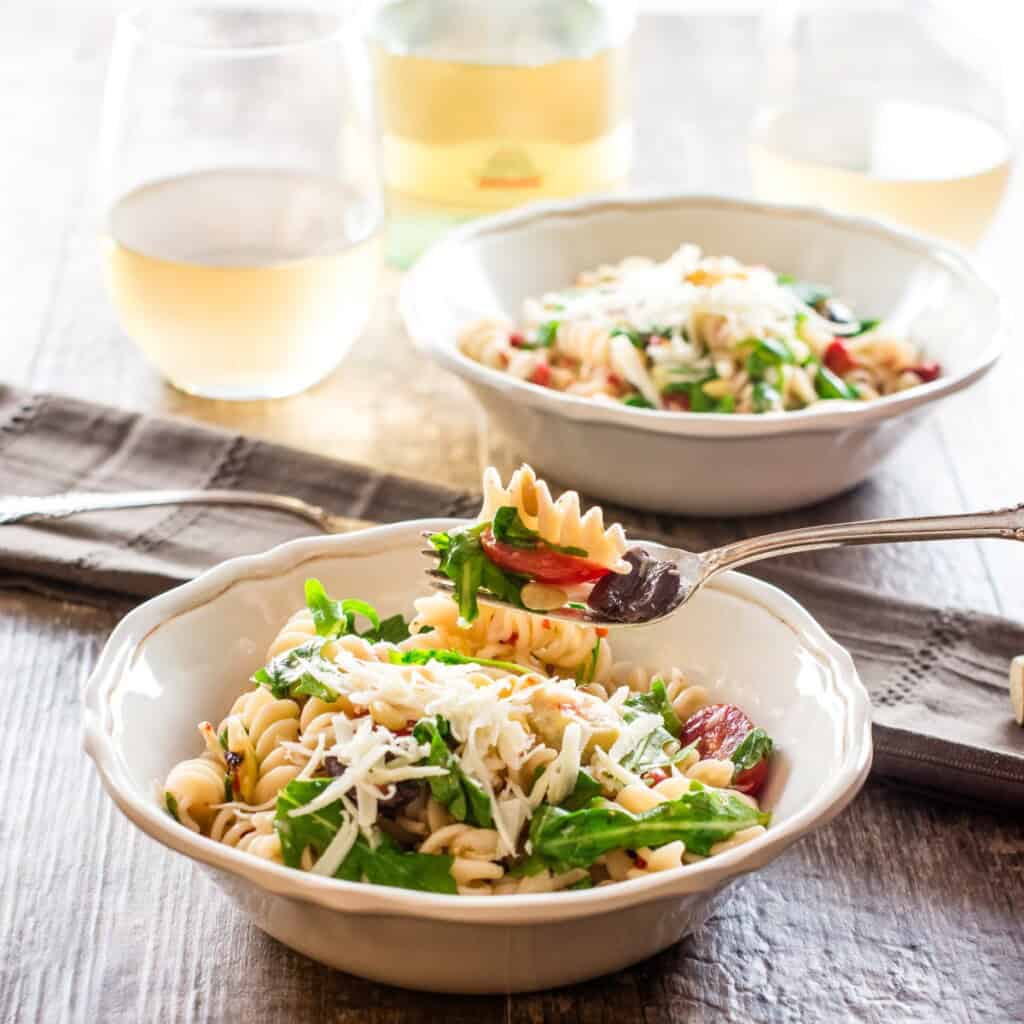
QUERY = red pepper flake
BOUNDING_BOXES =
[529,363,551,387]
[504,632,519,645]
[908,361,941,382]
[633,854,648,869]
[541,618,552,629]
[824,338,857,376]
[596,627,608,638]
[508,331,526,348]
[644,768,670,786]
[607,373,622,387]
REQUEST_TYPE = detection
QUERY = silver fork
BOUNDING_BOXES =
[423,504,1024,628]
[0,489,374,533]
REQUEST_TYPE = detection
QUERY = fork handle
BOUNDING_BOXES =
[0,489,334,531]
[703,504,1024,576]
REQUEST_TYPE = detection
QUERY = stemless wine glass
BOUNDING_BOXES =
[750,0,1014,247]
[98,7,384,400]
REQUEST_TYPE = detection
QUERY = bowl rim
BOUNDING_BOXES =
[82,519,873,926]
[401,191,1003,439]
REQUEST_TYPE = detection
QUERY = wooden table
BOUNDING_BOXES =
[2,6,1022,1022]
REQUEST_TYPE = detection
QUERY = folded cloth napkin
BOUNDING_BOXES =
[1,385,1021,808]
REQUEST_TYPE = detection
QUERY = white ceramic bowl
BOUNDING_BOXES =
[83,521,872,993]
[401,194,1001,515]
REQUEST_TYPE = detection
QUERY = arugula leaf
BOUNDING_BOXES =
[274,779,346,868]
[274,780,456,893]
[412,717,494,827]
[429,525,528,623]
[731,727,774,773]
[291,675,340,702]
[491,506,588,557]
[622,393,654,409]
[740,336,794,371]
[617,684,694,773]
[376,613,412,644]
[530,783,770,869]
[506,849,552,878]
[342,832,457,894]
[165,792,180,823]
[389,648,528,675]
[574,638,602,686]
[304,578,346,637]
[513,320,561,350]
[253,638,342,702]
[560,769,603,812]
[848,317,880,337]
[814,365,860,401]
[624,679,682,737]
[302,579,411,643]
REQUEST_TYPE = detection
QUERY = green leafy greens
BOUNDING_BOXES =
[491,506,588,557]
[253,637,340,701]
[304,579,411,643]
[412,717,494,827]
[429,523,529,623]
[617,684,693,774]
[814,364,860,401]
[529,782,770,870]
[731,727,774,774]
[164,792,180,823]
[274,779,456,894]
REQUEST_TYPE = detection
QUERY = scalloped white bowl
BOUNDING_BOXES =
[402,194,1001,515]
[82,521,872,993]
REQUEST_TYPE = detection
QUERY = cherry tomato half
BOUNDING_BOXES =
[481,530,612,585]
[682,703,769,795]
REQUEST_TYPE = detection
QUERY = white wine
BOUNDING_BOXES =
[373,47,630,213]
[102,170,382,400]
[750,101,1012,246]
[370,0,631,215]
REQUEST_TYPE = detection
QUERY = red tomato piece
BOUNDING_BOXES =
[509,331,526,348]
[528,362,552,387]
[663,392,691,411]
[682,703,769,796]
[480,530,612,584]
[824,339,857,376]
[908,361,941,382]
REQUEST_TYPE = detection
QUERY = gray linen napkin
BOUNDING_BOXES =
[2,385,1021,808]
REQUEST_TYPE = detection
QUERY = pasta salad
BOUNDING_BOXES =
[458,244,940,414]
[163,470,774,896]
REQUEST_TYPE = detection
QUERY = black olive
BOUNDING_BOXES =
[378,780,422,813]
[587,548,684,624]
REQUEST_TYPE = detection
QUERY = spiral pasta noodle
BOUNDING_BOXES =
[478,465,627,570]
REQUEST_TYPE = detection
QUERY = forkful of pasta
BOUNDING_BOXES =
[424,465,1024,628]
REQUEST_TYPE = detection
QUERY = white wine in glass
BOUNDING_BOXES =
[750,2,1013,247]
[369,0,634,214]
[99,10,384,400]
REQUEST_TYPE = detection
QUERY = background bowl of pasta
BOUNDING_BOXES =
[83,521,872,993]
[401,194,1000,515]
